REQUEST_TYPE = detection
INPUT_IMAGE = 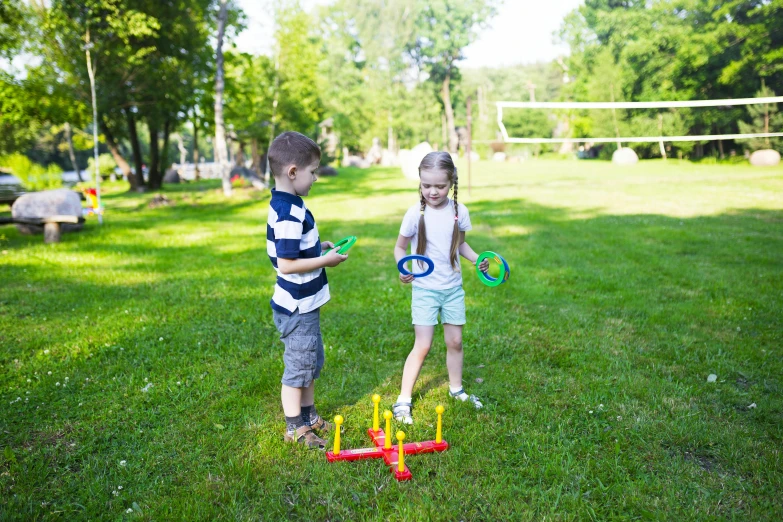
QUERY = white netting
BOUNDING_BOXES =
[496,97,783,144]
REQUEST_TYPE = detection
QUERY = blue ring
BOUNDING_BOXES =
[397,255,434,278]
[480,254,510,283]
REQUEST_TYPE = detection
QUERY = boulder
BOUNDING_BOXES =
[400,142,433,180]
[230,166,265,189]
[163,168,181,184]
[317,165,338,177]
[12,188,83,235]
[749,149,780,167]
[490,141,506,153]
[469,151,481,162]
[612,147,639,165]
[492,152,507,162]
[341,155,370,168]
[148,193,174,209]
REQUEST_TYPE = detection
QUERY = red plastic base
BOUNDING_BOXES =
[326,428,448,480]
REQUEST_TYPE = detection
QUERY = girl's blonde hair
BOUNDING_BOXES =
[416,151,460,270]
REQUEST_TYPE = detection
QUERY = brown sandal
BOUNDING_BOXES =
[308,415,333,433]
[284,425,327,450]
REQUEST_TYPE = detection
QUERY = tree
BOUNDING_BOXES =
[224,51,275,175]
[407,0,497,153]
[42,0,161,189]
[214,0,231,196]
[716,1,783,93]
[460,62,563,146]
[274,4,323,140]
[737,85,783,152]
[0,0,28,60]
[557,0,778,158]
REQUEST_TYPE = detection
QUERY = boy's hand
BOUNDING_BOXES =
[478,258,490,272]
[399,273,414,284]
[321,241,334,252]
[323,250,348,267]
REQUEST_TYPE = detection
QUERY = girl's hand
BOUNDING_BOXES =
[321,241,334,251]
[399,273,414,284]
[478,258,490,272]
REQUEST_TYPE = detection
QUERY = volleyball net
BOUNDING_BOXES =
[495,97,783,150]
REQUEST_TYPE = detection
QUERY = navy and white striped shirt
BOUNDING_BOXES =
[267,189,330,315]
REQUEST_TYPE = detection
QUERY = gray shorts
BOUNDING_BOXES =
[273,308,325,387]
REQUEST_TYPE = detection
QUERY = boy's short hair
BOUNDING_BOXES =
[268,131,321,178]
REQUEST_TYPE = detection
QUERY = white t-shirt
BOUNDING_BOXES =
[399,199,472,290]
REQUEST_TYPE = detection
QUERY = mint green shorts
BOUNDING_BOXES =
[411,286,466,326]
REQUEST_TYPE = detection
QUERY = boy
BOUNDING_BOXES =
[266,131,348,449]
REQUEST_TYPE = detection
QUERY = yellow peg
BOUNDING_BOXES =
[371,394,381,432]
[383,411,393,449]
[333,415,344,455]
[396,430,406,472]
[435,405,445,444]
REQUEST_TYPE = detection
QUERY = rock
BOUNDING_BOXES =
[11,189,82,235]
[749,149,780,167]
[230,166,265,189]
[341,147,370,168]
[707,374,717,383]
[612,147,639,165]
[469,151,481,161]
[400,142,433,180]
[317,165,338,177]
[492,152,507,162]
[490,141,506,153]
[148,193,174,209]
[163,168,181,184]
[342,155,370,168]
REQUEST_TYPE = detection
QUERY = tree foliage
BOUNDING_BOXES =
[560,0,783,157]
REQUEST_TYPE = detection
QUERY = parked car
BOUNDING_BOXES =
[0,170,27,206]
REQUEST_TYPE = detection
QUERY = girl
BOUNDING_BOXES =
[393,151,489,424]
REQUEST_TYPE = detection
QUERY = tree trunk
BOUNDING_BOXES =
[215,0,231,196]
[440,112,447,152]
[159,119,171,179]
[125,109,145,188]
[235,140,246,169]
[63,123,83,181]
[193,118,200,181]
[441,73,459,154]
[764,110,770,148]
[148,121,161,189]
[251,137,262,177]
[102,118,135,189]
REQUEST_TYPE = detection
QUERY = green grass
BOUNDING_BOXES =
[1,159,782,520]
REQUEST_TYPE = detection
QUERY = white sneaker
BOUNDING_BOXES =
[450,388,483,409]
[392,402,414,424]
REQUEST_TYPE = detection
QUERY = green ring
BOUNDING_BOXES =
[321,235,357,256]
[475,251,509,287]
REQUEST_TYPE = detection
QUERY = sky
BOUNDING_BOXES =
[234,0,584,67]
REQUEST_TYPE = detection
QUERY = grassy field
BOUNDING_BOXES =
[1,159,782,520]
